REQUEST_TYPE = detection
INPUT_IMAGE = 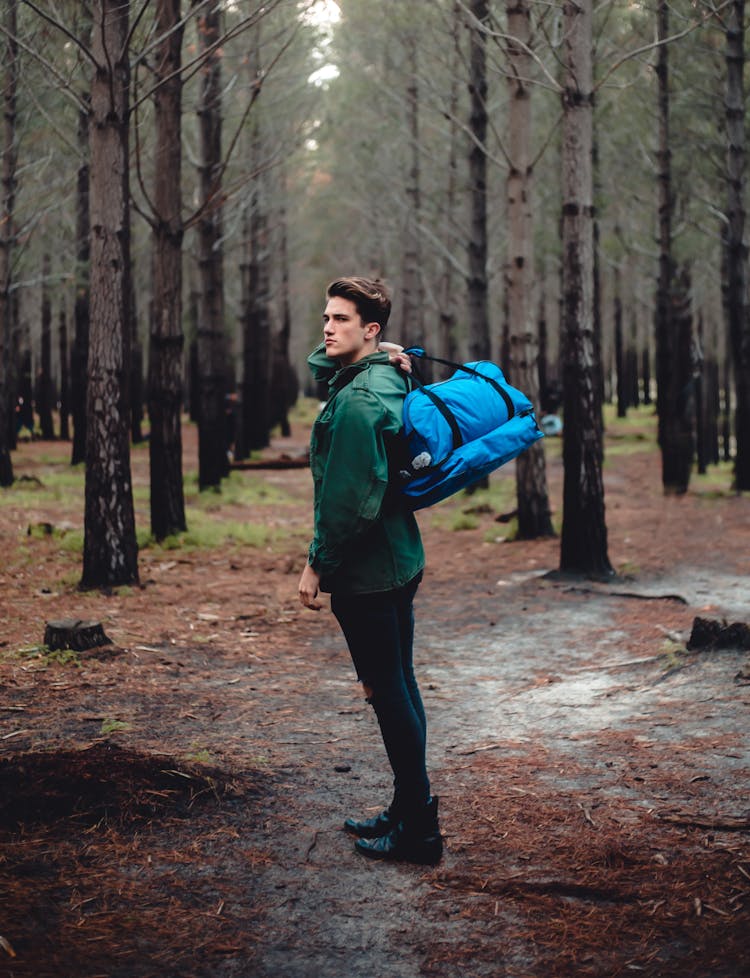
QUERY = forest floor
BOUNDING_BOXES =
[0,405,749,978]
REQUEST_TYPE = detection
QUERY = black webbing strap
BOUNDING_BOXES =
[417,385,463,451]
[404,347,516,421]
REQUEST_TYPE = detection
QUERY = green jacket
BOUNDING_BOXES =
[307,343,425,594]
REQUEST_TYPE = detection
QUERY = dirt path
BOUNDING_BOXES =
[1,415,749,977]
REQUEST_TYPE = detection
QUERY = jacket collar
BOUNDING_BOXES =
[307,343,390,390]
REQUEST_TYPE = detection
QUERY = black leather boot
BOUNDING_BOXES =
[343,806,397,838]
[354,796,443,865]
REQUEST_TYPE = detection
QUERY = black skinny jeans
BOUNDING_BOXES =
[331,573,430,821]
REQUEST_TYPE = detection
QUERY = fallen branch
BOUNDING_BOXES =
[655,811,750,831]
[231,455,308,471]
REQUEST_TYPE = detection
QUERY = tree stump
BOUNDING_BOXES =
[687,616,750,651]
[44,619,113,652]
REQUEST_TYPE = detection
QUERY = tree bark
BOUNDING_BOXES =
[401,31,425,353]
[148,0,187,540]
[239,172,273,456]
[466,0,490,361]
[37,253,55,439]
[0,0,18,486]
[81,0,139,589]
[559,0,612,577]
[724,0,750,489]
[71,7,91,468]
[58,308,70,440]
[505,0,553,539]
[655,0,693,494]
[195,0,229,489]
[437,1,462,371]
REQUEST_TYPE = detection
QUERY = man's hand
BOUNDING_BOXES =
[298,563,323,610]
[378,341,412,374]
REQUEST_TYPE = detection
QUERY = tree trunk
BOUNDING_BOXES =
[274,172,295,439]
[195,0,229,489]
[437,1,462,371]
[558,0,612,577]
[401,32,425,352]
[58,308,70,440]
[505,0,553,539]
[37,253,55,439]
[614,270,626,418]
[239,176,273,456]
[71,83,91,466]
[148,0,186,540]
[661,266,695,493]
[654,0,693,494]
[81,0,138,589]
[130,273,144,444]
[466,0,490,361]
[724,0,750,489]
[0,0,18,486]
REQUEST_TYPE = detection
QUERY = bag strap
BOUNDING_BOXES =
[404,347,516,421]
[414,385,464,451]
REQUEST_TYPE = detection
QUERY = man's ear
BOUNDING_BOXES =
[364,321,381,341]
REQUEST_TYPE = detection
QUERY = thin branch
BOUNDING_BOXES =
[0,23,90,113]
[20,0,98,67]
[132,0,210,68]
[183,21,300,230]
[594,0,733,92]
[120,0,154,62]
[457,0,563,93]
[130,2,282,111]
[131,61,159,224]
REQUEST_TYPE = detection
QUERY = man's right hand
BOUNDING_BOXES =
[298,563,323,610]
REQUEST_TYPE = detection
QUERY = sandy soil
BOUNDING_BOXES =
[0,411,748,978]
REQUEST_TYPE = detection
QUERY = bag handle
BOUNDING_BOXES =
[403,347,516,421]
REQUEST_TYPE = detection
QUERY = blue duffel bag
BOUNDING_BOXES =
[398,348,544,510]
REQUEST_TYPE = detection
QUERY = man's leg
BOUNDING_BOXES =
[331,583,430,820]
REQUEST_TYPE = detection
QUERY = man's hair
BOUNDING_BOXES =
[326,277,391,333]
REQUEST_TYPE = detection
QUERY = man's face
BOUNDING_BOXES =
[322,296,379,366]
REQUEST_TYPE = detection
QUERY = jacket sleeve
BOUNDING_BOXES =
[308,390,395,579]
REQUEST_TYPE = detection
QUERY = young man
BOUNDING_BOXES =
[298,276,443,866]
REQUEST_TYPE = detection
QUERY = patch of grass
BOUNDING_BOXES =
[692,460,738,498]
[602,404,658,459]
[100,718,130,735]
[288,396,323,426]
[6,644,81,667]
[659,638,688,670]
[140,510,273,553]
[450,512,480,531]
[183,469,293,509]
[185,748,213,765]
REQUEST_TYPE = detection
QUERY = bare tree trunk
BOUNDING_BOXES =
[58,307,70,440]
[274,172,295,439]
[37,253,55,439]
[195,0,229,489]
[81,0,138,589]
[505,0,553,539]
[401,32,425,351]
[130,272,144,444]
[239,168,273,455]
[724,0,750,489]
[148,0,186,539]
[0,0,18,485]
[466,0,490,361]
[437,1,462,370]
[655,0,693,494]
[614,268,626,418]
[559,0,612,577]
